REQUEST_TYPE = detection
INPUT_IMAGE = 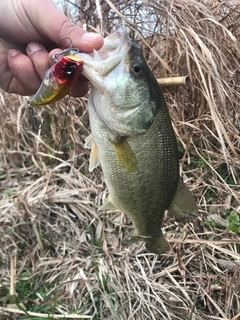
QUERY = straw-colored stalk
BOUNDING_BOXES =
[157,75,190,87]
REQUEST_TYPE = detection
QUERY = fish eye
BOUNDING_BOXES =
[132,64,143,75]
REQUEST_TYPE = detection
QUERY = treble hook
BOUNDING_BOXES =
[52,36,79,63]
[23,102,42,131]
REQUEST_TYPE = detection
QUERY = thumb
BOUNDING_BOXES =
[27,0,103,52]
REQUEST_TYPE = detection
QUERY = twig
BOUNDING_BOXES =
[157,75,190,87]
[21,201,44,254]
[103,0,137,27]
[188,260,202,319]
[0,307,91,319]
[10,251,17,296]
[231,313,240,320]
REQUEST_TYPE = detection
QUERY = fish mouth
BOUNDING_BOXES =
[75,29,131,91]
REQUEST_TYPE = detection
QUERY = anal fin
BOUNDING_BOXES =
[99,196,118,211]
[168,178,199,222]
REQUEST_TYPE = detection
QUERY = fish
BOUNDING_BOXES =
[29,55,83,106]
[77,30,199,254]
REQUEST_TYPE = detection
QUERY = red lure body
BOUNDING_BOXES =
[30,55,84,106]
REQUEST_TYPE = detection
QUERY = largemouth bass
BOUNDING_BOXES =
[77,30,198,254]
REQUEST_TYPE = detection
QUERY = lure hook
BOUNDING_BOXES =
[52,36,79,63]
[23,102,42,131]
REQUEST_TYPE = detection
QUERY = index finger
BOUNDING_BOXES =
[26,0,104,52]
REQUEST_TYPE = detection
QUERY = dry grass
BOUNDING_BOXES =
[0,0,240,319]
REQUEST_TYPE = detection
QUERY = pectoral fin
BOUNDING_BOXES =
[112,139,138,172]
[168,178,199,222]
[84,134,100,172]
[84,134,94,149]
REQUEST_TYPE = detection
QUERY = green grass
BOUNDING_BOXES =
[227,210,240,234]
[204,187,218,203]
[205,219,217,229]
[0,270,60,320]
[5,188,13,197]
[216,164,239,189]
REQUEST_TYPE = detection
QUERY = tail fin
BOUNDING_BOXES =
[145,232,168,254]
[130,230,168,254]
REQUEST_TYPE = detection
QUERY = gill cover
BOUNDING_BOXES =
[77,30,156,137]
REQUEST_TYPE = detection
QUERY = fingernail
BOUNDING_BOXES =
[81,32,102,42]
[27,42,44,54]
[8,49,20,57]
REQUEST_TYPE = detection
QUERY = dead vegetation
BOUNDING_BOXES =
[0,0,240,319]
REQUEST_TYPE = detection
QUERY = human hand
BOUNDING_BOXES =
[0,0,103,97]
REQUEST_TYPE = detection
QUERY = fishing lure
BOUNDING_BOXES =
[23,37,83,130]
[29,54,84,106]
